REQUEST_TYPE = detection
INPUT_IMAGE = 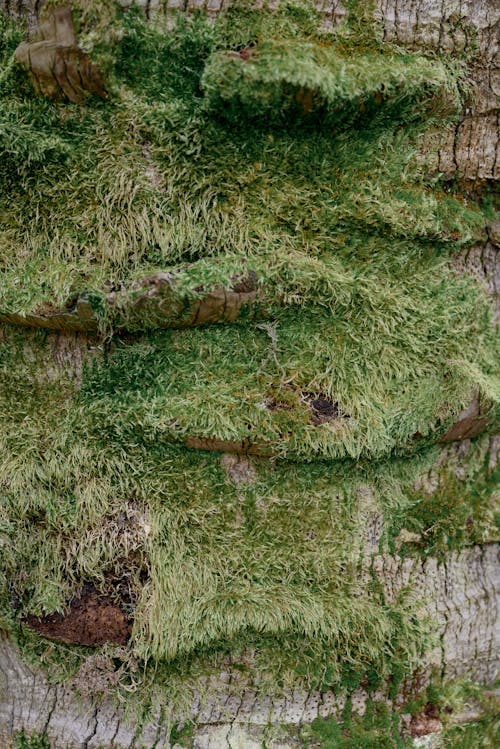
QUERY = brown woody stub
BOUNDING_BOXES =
[439,397,489,442]
[24,586,132,646]
[185,435,270,455]
[0,270,262,333]
[14,6,107,104]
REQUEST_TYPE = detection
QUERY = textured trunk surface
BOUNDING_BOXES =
[0,1,498,747]
[0,544,498,748]
[2,0,498,179]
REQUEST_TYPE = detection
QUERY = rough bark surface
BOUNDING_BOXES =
[0,544,498,748]
[453,231,500,322]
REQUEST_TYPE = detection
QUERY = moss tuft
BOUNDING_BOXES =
[308,701,409,748]
[15,732,51,749]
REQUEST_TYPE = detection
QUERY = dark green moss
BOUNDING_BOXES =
[303,682,500,749]
[309,701,409,748]
[388,443,499,558]
[442,713,500,748]
[169,720,195,746]
[15,732,51,749]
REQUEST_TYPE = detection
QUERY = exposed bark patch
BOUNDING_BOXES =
[14,6,107,104]
[220,453,257,484]
[452,238,499,323]
[487,221,500,249]
[24,586,132,646]
[409,703,442,737]
[439,397,489,442]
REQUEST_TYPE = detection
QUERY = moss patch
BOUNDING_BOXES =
[15,733,51,749]
[307,701,410,748]
[0,2,497,459]
[388,438,499,557]
[0,326,433,700]
[0,2,486,318]
[0,327,495,709]
[300,682,500,748]
[0,0,498,722]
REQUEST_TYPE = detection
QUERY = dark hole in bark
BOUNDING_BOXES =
[231,270,259,293]
[303,393,345,425]
[423,702,440,720]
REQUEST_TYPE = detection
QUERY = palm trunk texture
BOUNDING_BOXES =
[0,2,498,747]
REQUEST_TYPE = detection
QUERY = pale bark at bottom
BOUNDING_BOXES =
[0,544,498,748]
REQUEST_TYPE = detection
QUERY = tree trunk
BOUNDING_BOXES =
[3,0,498,179]
[0,1,498,747]
[0,543,498,748]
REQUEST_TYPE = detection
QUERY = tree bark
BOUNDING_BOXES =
[0,1,498,746]
[0,544,498,748]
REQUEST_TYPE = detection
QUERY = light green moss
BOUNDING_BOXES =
[0,0,498,718]
[0,326,430,696]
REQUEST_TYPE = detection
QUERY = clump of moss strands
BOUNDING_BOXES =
[0,0,498,718]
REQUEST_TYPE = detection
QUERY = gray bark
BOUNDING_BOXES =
[0,545,498,748]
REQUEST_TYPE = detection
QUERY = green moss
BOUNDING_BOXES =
[307,701,410,748]
[0,4,495,452]
[302,682,500,749]
[416,681,500,749]
[442,712,500,749]
[170,720,194,746]
[78,292,498,461]
[0,325,497,706]
[15,733,51,749]
[388,437,499,558]
[0,326,433,699]
[201,42,458,129]
[0,1,486,317]
[0,0,498,719]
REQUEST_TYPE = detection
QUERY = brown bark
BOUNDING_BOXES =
[0,272,261,333]
[13,5,107,103]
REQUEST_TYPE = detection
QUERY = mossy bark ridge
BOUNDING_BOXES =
[0,1,498,747]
